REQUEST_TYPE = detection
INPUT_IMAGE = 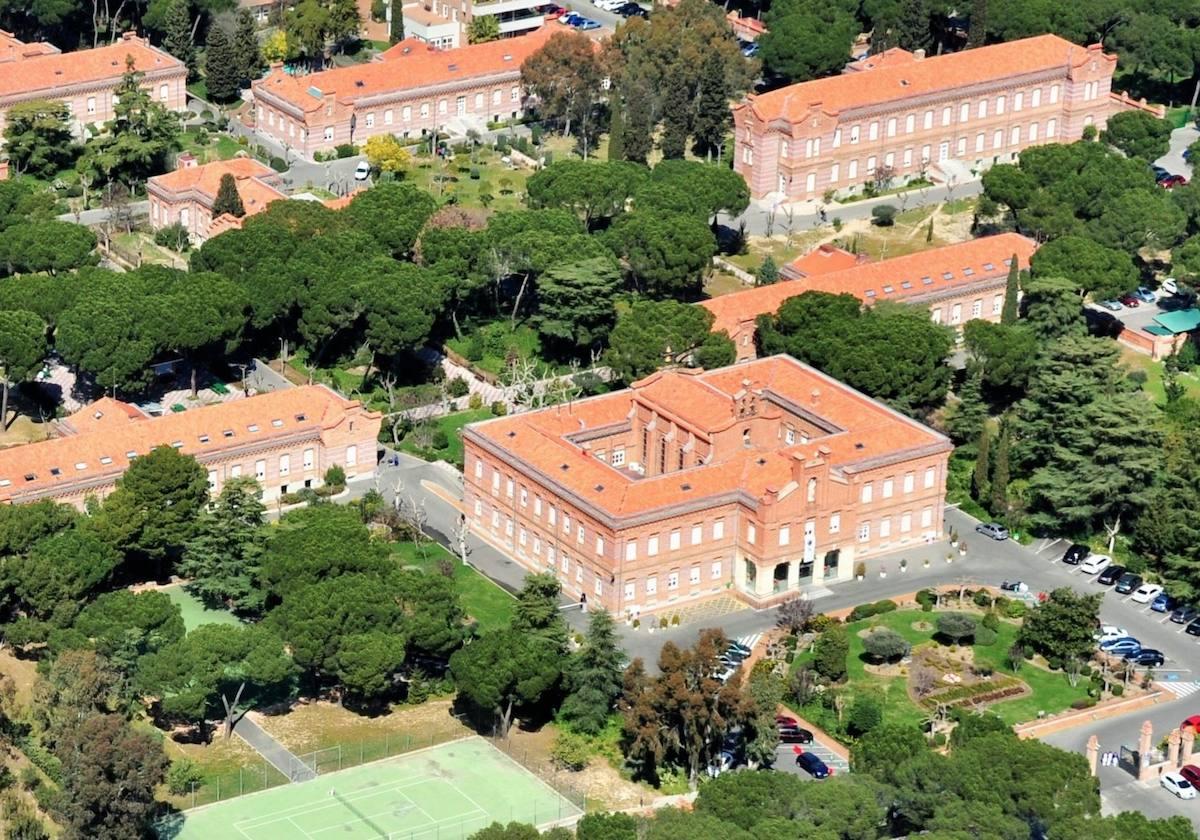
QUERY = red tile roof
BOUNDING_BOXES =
[149,158,286,215]
[702,233,1036,334]
[465,355,949,520]
[785,243,865,277]
[0,386,376,502]
[742,34,1113,123]
[256,27,557,113]
[0,33,184,100]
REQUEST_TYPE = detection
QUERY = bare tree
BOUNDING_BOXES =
[776,597,814,635]
[912,665,937,698]
[1065,656,1083,688]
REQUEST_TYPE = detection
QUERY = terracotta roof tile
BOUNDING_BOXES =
[0,34,184,99]
[743,34,1113,122]
[149,158,286,217]
[701,233,1037,334]
[0,386,375,502]
[786,243,865,277]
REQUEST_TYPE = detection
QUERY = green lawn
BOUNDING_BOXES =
[820,609,1091,733]
[392,541,515,632]
[1120,347,1200,406]
[161,583,241,633]
[397,408,493,469]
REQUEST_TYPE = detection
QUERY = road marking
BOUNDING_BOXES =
[1157,681,1200,699]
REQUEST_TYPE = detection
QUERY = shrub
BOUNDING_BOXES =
[490,401,507,416]
[0,765,12,792]
[1004,600,1026,619]
[659,616,668,629]
[981,611,1000,632]
[406,668,432,704]
[849,603,876,622]
[863,628,910,662]
[431,428,450,450]
[269,156,287,172]
[973,626,998,647]
[65,184,84,198]
[808,614,837,633]
[670,614,680,625]
[1046,656,1063,671]
[446,377,470,398]
[154,222,190,251]
[936,613,977,644]
[871,204,898,226]
[813,625,849,683]
[783,634,798,650]
[873,599,898,614]
[324,464,346,488]
[915,589,937,612]
[973,590,993,608]
[468,393,484,410]
[470,166,481,180]
[1111,684,1125,697]
[1071,697,1098,710]
[167,758,204,795]
[335,143,359,159]
[551,731,591,771]
[19,768,39,791]
[847,695,883,736]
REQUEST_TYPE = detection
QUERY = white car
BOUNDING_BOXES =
[1131,583,1164,604]
[354,161,371,181]
[1080,554,1112,575]
[1163,278,1180,296]
[595,0,623,8]
[1162,772,1197,800]
[1095,625,1129,645]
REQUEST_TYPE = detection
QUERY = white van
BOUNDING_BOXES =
[1080,554,1112,575]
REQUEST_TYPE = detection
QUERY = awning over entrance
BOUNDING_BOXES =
[1153,308,1200,334]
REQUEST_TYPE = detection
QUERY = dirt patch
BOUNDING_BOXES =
[251,699,472,755]
[0,649,39,711]
[0,414,50,449]
[863,662,907,678]
[506,724,653,811]
[911,621,934,632]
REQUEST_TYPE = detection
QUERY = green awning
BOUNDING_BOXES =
[1153,308,1200,334]
[1145,325,1175,336]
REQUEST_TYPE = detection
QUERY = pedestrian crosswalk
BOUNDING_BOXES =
[1157,680,1200,698]
[735,633,763,651]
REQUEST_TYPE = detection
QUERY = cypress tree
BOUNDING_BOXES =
[212,173,246,218]
[1000,253,1020,325]
[389,0,405,43]
[692,52,730,163]
[967,0,988,47]
[756,256,779,286]
[946,366,986,443]
[623,85,653,165]
[233,9,261,85]
[163,0,196,80]
[659,73,691,160]
[973,425,990,505]
[607,98,625,162]
[990,422,1010,516]
[925,216,934,242]
[895,0,932,51]
[204,23,240,103]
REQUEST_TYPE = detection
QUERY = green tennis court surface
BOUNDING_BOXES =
[157,737,582,840]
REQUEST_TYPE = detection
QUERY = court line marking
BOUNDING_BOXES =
[487,745,585,821]
[234,777,436,832]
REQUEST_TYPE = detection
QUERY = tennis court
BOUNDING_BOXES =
[157,737,582,840]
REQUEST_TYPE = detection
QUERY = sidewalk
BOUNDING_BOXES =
[235,714,316,782]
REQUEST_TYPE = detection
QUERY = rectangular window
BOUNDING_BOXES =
[832,127,842,147]
[365,113,375,128]
[779,525,790,546]
[402,105,412,121]
[921,507,933,527]
[1050,84,1059,104]
[901,512,912,532]
[492,89,501,105]
[595,536,604,555]
[785,428,795,445]
[861,483,873,503]
[324,127,334,141]
[903,473,914,493]
[1014,92,1024,111]
[684,524,698,546]
[868,121,878,141]
[830,163,839,183]
[886,117,896,137]
[881,478,893,499]
[972,299,983,318]
[712,519,724,540]
[976,132,985,153]
[923,110,933,129]
[474,93,483,109]
[849,124,860,144]
[1011,125,1021,145]
[941,106,951,126]
[279,454,290,476]
[492,471,500,492]
[520,487,528,507]
[563,514,571,534]
[506,478,513,498]
[858,523,870,543]
[438,99,447,115]
[384,109,393,124]
[742,146,753,165]
[959,102,969,122]
[577,524,585,545]
[951,303,962,324]
[624,581,635,601]
[474,459,483,479]
[612,448,626,467]
[667,572,679,590]
[474,499,482,517]
[903,148,912,167]
[505,518,513,537]
[1031,88,1041,107]
[690,566,700,585]
[549,505,557,526]
[829,513,840,534]
[625,541,637,561]
[231,464,241,478]
[420,103,430,117]
[996,95,1006,115]
[519,528,527,547]
[867,155,877,174]
[594,578,602,597]
[711,561,722,579]
[207,470,217,490]
[303,448,314,470]
[646,576,657,595]
[848,159,858,179]
[160,84,169,101]
[905,113,915,133]
[648,535,659,556]
[780,139,789,158]
[880,518,891,538]
[1029,122,1039,142]
[669,529,681,550]
[884,151,894,168]
[993,129,1003,149]
[561,553,569,574]
[511,85,519,102]
[548,546,555,565]
[255,459,266,480]
[993,293,1004,314]
[1047,118,1057,138]
[535,497,543,516]
[747,523,757,544]
[87,96,97,114]
[924,467,936,488]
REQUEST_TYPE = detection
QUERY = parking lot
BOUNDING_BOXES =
[1086,287,1192,331]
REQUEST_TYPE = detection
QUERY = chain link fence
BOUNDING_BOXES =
[489,736,589,813]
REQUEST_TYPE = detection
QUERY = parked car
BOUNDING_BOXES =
[1171,604,1200,624]
[1162,772,1197,800]
[1000,580,1028,593]
[778,727,814,744]
[727,640,753,657]
[539,4,566,18]
[1114,572,1143,594]
[1118,293,1141,308]
[1132,583,1164,604]
[742,43,760,58]
[1062,543,1090,565]
[1133,287,1157,303]
[576,17,602,29]
[1182,715,1200,732]
[776,714,799,727]
[1153,165,1171,181]
[1098,299,1124,311]
[1161,174,1189,189]
[354,161,371,181]
[975,522,1009,540]
[795,751,830,779]
[560,11,583,24]
[1098,635,1140,651]
[1151,592,1177,612]
[1179,764,1200,788]
[1126,649,1165,667]
[1095,625,1129,644]
[1186,618,1200,637]
[1080,554,1113,575]
[1102,638,1142,656]
[1096,565,1127,586]
[594,0,623,10]
[1163,278,1181,296]
[615,1,644,13]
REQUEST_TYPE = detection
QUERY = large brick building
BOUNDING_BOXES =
[148,156,288,244]
[732,34,1138,201]
[703,233,1037,361]
[250,27,554,158]
[462,355,952,616]
[0,31,187,143]
[0,386,381,508]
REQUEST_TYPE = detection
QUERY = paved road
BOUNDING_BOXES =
[57,200,149,225]
[234,715,317,782]
[1156,125,1198,179]
[1044,696,1200,831]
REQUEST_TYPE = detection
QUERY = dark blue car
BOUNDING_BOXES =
[796,751,830,779]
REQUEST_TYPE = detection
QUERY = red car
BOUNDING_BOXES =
[1118,293,1141,308]
[1182,764,1200,788]
[1160,174,1188,189]
[540,4,566,17]
[1182,715,1200,732]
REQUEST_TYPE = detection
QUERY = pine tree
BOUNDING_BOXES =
[212,173,246,218]
[692,52,730,162]
[659,73,691,160]
[973,424,991,506]
[756,256,779,286]
[623,85,653,165]
[895,0,932,51]
[967,0,988,47]
[1000,253,1020,325]
[560,609,625,735]
[233,9,261,85]
[945,366,986,443]
[607,98,625,162]
[204,23,240,103]
[163,0,196,80]
[389,0,404,43]
[990,421,1010,516]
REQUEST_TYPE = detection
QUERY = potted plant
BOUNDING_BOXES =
[923,558,931,569]
[959,539,968,555]
[880,565,887,579]
[900,558,908,573]
[946,551,954,563]
[949,529,959,547]
[632,618,640,630]
[855,561,866,581]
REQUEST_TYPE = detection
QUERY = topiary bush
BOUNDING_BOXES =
[446,377,470,398]
[936,613,978,644]
[490,401,507,417]
[915,589,937,612]
[324,464,346,488]
[973,626,998,647]
[431,428,450,450]
[981,611,1000,632]
[167,758,204,795]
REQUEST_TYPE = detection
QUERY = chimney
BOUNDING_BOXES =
[912,48,925,60]
[177,152,198,169]
[122,30,137,41]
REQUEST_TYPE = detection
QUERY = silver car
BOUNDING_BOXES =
[975,522,1009,541]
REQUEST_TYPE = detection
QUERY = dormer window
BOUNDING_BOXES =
[199,434,210,443]
[24,473,36,481]
[74,462,86,470]
[223,429,234,438]
[272,419,283,427]
[100,457,113,465]
[49,468,61,476]
[126,450,137,458]
[171,440,183,448]
[248,424,260,432]
[295,413,307,421]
